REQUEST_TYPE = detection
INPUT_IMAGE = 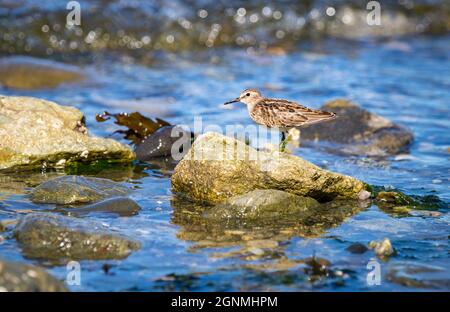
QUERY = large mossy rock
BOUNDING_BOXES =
[301,99,414,156]
[30,175,130,205]
[0,95,135,170]
[14,213,140,261]
[0,259,68,292]
[171,132,367,203]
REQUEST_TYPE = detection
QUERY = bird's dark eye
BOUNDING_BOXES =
[246,93,250,96]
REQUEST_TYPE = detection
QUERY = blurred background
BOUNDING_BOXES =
[0,0,449,291]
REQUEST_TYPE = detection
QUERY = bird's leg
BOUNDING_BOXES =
[279,131,288,152]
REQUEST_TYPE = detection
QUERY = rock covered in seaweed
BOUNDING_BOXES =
[30,175,130,205]
[0,95,135,170]
[0,259,68,292]
[14,213,140,261]
[301,99,414,156]
[171,132,368,203]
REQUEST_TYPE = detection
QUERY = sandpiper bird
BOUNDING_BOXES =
[224,89,336,151]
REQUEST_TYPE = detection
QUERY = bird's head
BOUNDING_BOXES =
[224,89,262,105]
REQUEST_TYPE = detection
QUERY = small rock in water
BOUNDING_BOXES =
[369,238,395,258]
[0,56,85,90]
[375,191,416,207]
[346,243,369,254]
[14,213,140,260]
[301,99,413,157]
[0,259,68,291]
[66,196,141,217]
[30,175,130,205]
[0,219,17,232]
[207,189,320,220]
[358,190,371,201]
[385,263,449,290]
[135,125,192,161]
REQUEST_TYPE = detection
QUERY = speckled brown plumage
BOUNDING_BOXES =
[249,98,336,128]
[225,89,336,129]
[224,88,337,141]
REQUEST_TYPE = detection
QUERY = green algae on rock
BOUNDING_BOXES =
[374,189,446,210]
[301,99,414,157]
[14,213,140,261]
[30,175,129,205]
[171,132,368,203]
[0,95,135,171]
[0,259,68,292]
[0,56,85,90]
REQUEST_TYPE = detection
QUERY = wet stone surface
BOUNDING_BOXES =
[172,132,367,203]
[135,125,192,161]
[62,196,142,217]
[0,259,68,292]
[30,176,130,205]
[14,213,141,261]
[207,189,321,220]
[301,99,414,157]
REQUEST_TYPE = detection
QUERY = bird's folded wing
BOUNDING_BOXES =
[255,100,335,127]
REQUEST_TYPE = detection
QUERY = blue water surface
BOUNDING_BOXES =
[0,36,449,291]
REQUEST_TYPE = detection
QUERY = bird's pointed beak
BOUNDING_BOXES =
[224,98,240,105]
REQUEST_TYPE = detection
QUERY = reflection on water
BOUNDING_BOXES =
[171,196,367,250]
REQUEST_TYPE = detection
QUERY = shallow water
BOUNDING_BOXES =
[0,35,449,291]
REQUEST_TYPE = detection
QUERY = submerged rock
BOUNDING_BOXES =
[207,189,320,220]
[171,132,367,203]
[0,219,16,232]
[30,176,130,205]
[0,96,135,170]
[0,259,68,292]
[135,125,191,161]
[386,263,450,290]
[369,238,395,259]
[66,196,141,217]
[0,56,84,90]
[301,99,414,156]
[14,213,140,260]
[346,243,369,254]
